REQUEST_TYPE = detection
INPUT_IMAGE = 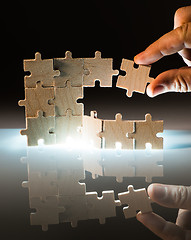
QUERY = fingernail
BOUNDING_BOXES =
[152,85,165,96]
[153,185,167,200]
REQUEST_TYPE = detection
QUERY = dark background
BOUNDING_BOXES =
[1,1,191,240]
[1,0,191,130]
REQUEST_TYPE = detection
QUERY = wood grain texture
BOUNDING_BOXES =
[24,52,60,88]
[99,113,134,149]
[117,59,153,97]
[128,113,163,149]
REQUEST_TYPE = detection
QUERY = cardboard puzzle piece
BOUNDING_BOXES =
[117,59,153,97]
[83,51,119,87]
[86,190,121,224]
[30,196,65,231]
[20,111,55,146]
[99,113,134,149]
[18,81,55,118]
[128,113,163,149]
[55,109,83,144]
[82,111,102,149]
[53,80,83,116]
[54,51,83,87]
[102,149,135,182]
[22,171,58,200]
[24,52,60,88]
[118,185,152,219]
[133,150,164,182]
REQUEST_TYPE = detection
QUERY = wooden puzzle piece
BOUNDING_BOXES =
[22,171,58,201]
[82,111,102,149]
[85,190,121,224]
[102,149,135,182]
[18,81,55,118]
[24,52,60,88]
[20,111,56,146]
[55,109,83,144]
[133,150,164,182]
[118,185,152,219]
[30,196,65,231]
[99,113,134,149]
[53,80,83,116]
[83,51,119,87]
[54,51,83,87]
[117,59,153,97]
[128,113,163,149]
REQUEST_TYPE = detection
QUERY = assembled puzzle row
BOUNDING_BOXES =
[19,52,163,149]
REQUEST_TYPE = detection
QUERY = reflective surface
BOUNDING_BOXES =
[0,129,191,239]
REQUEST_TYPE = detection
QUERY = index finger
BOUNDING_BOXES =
[134,23,191,65]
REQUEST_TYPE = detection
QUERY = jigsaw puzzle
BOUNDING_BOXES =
[20,52,165,231]
[128,113,163,149]
[117,59,153,97]
[118,185,152,219]
[24,52,60,88]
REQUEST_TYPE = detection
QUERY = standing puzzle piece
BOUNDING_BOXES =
[99,113,134,149]
[82,111,102,149]
[24,52,60,88]
[117,59,153,97]
[30,196,65,231]
[128,113,163,149]
[118,185,152,219]
[20,111,55,146]
[83,51,119,87]
[53,80,83,116]
[18,81,55,118]
[55,109,83,144]
[54,51,83,87]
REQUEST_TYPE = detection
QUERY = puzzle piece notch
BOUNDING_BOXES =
[20,111,56,146]
[118,185,152,219]
[24,52,60,88]
[55,109,83,144]
[83,51,119,87]
[128,113,163,149]
[99,113,134,149]
[53,80,83,116]
[53,51,84,87]
[18,81,55,118]
[117,59,153,97]
[30,196,65,231]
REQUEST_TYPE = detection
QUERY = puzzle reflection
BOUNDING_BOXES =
[22,146,163,230]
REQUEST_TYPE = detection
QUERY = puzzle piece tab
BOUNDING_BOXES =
[18,81,55,118]
[83,51,119,87]
[53,80,83,116]
[54,51,83,87]
[128,113,163,149]
[20,111,55,146]
[117,59,153,97]
[118,185,152,219]
[24,52,60,88]
[99,113,134,149]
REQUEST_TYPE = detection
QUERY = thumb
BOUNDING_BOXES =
[147,67,191,97]
[148,184,191,210]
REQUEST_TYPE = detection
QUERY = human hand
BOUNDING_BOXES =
[134,6,191,97]
[137,183,191,239]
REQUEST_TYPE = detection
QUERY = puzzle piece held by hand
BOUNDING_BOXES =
[83,51,119,87]
[24,52,60,88]
[118,185,152,219]
[117,59,153,97]
[99,113,134,149]
[128,113,163,149]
